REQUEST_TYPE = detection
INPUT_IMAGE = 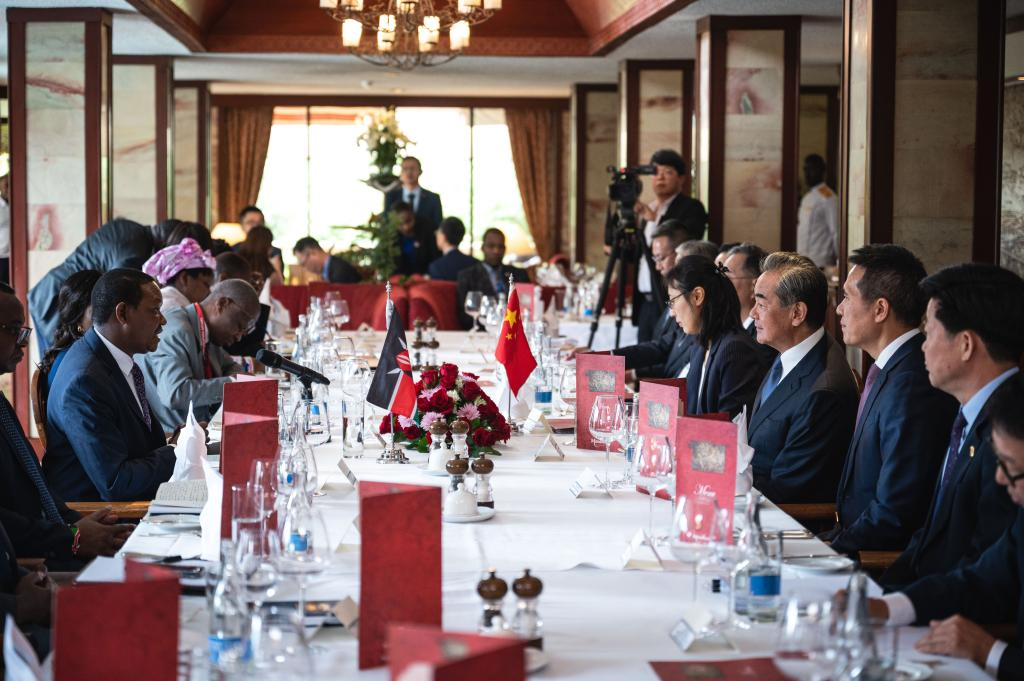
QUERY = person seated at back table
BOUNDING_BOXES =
[391,200,439,276]
[36,269,100,399]
[138,279,259,432]
[455,227,529,330]
[237,225,284,287]
[665,255,769,419]
[862,374,1024,680]
[44,269,176,502]
[824,245,959,555]
[746,252,859,503]
[881,262,1023,591]
[237,204,284,279]
[428,216,478,282]
[142,237,216,313]
[292,236,360,284]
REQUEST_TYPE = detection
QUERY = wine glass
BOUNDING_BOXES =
[231,483,262,545]
[276,495,330,645]
[588,394,625,490]
[327,295,350,331]
[557,365,577,406]
[634,435,674,545]
[250,459,278,549]
[773,595,837,681]
[341,359,371,457]
[613,401,639,486]
[671,494,721,563]
[249,603,314,676]
[481,296,501,337]
[464,291,484,345]
[333,335,356,359]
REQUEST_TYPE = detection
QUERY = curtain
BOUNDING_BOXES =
[505,108,562,261]
[218,106,274,224]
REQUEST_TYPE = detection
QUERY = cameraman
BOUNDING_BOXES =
[605,149,708,342]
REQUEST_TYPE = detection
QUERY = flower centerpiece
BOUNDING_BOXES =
[380,363,512,457]
[358,107,412,191]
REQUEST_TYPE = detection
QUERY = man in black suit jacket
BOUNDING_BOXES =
[722,242,778,366]
[384,156,444,234]
[868,375,1024,679]
[881,263,1023,590]
[428,217,478,282]
[44,269,176,501]
[827,246,958,555]
[747,252,858,503]
[293,236,360,284]
[0,521,54,662]
[391,200,440,276]
[455,228,528,330]
[0,283,130,565]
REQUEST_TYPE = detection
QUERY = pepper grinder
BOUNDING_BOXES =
[511,569,544,649]
[445,452,469,495]
[450,419,470,459]
[425,317,439,367]
[412,318,425,368]
[476,569,509,635]
[471,453,494,509]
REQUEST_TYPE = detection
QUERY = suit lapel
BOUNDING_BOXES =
[922,414,987,548]
[686,344,704,411]
[86,330,148,428]
[748,335,825,437]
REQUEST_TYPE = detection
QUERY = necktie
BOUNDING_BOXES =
[855,363,881,427]
[130,363,153,429]
[0,397,62,523]
[933,409,967,520]
[760,356,783,404]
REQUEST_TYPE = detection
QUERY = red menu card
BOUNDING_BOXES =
[220,413,279,538]
[515,283,537,319]
[222,375,278,418]
[360,482,442,669]
[635,379,686,499]
[674,416,738,542]
[650,658,787,681]
[54,561,179,681]
[574,353,625,451]
[388,624,526,681]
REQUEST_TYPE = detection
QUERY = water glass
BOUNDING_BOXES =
[616,402,639,485]
[465,291,484,340]
[634,434,674,545]
[589,394,625,490]
[249,603,314,677]
[341,359,372,456]
[232,483,262,544]
[774,595,835,681]
[276,497,330,643]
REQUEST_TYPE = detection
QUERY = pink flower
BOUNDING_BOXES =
[397,415,417,429]
[419,411,444,431]
[457,403,480,421]
[419,385,443,400]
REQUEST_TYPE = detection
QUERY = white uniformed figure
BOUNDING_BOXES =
[796,154,838,268]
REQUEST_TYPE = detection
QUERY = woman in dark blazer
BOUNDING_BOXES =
[666,256,770,420]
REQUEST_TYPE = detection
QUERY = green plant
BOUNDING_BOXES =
[333,211,401,282]
[357,107,411,183]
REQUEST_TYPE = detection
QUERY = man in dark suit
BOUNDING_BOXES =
[44,269,176,502]
[867,375,1024,679]
[0,282,130,565]
[391,200,439,276]
[722,242,777,366]
[428,217,478,281]
[881,263,1023,590]
[455,228,528,330]
[747,252,858,503]
[384,156,443,234]
[28,218,212,352]
[0,520,54,662]
[292,236,360,284]
[826,245,958,555]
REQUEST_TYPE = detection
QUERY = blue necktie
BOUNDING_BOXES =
[0,396,63,524]
[760,356,783,404]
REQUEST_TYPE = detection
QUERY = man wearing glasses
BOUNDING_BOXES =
[865,373,1024,680]
[137,279,259,432]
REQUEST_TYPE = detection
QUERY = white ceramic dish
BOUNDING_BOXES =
[442,507,496,524]
[525,647,549,674]
[418,465,450,477]
[783,555,855,573]
[146,514,202,533]
[894,662,933,681]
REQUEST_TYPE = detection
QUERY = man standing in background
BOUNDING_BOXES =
[385,157,444,235]
[796,154,838,269]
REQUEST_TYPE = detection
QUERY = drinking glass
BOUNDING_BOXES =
[277,421,320,505]
[614,401,639,486]
[672,494,721,557]
[232,483,262,544]
[464,291,484,344]
[249,603,314,677]
[341,359,372,456]
[634,434,674,545]
[327,296,350,330]
[588,394,625,490]
[250,459,278,549]
[773,596,837,681]
[481,296,501,337]
[276,496,330,645]
[333,335,356,359]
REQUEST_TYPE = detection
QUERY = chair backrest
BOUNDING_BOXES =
[30,369,47,450]
[407,280,459,330]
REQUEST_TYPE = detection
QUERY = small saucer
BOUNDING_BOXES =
[525,647,549,674]
[442,507,496,524]
[418,465,450,477]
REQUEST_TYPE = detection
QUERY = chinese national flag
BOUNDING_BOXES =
[495,288,537,398]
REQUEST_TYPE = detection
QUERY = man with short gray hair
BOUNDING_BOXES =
[138,278,259,431]
[746,252,858,503]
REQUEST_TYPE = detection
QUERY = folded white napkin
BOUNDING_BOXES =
[199,456,223,561]
[170,402,207,482]
[3,614,44,681]
[734,407,755,495]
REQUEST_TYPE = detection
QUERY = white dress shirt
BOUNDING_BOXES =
[94,328,145,414]
[796,182,838,268]
[777,326,825,382]
[403,187,421,212]
[873,329,920,370]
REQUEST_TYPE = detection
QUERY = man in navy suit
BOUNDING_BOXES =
[428,217,479,282]
[44,269,176,502]
[881,263,1023,590]
[826,245,958,554]
[747,252,858,503]
[292,237,360,284]
[384,156,444,234]
[391,200,440,276]
[868,374,1024,680]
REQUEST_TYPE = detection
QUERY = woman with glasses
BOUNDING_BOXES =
[37,269,101,398]
[665,255,770,420]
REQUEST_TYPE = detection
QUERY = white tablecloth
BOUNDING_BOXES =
[559,317,639,352]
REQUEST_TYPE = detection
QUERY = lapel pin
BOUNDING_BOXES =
[969,446,975,459]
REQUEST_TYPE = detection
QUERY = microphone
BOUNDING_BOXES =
[255,349,331,386]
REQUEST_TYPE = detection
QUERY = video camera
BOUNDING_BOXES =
[607,164,656,232]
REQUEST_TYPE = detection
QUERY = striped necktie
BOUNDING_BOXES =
[0,396,63,523]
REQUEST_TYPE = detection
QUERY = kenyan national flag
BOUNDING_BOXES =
[366,308,416,417]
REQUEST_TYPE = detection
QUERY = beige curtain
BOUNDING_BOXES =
[218,106,274,224]
[505,108,561,261]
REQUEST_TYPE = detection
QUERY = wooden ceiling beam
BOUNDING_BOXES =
[123,0,206,52]
[585,0,700,56]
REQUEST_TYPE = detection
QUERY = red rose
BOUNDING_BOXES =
[462,371,480,381]
[439,363,459,389]
[403,425,422,440]
[420,369,439,388]
[472,427,497,448]
[379,415,392,434]
[461,380,483,401]
[478,399,499,417]
[417,396,431,413]
[429,390,454,414]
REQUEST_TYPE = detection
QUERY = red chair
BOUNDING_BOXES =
[407,280,460,330]
[308,281,410,330]
[270,285,310,328]
[540,286,565,312]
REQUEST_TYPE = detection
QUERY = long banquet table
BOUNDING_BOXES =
[117,330,987,680]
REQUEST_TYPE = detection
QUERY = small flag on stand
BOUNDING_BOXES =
[367,307,416,417]
[495,285,537,398]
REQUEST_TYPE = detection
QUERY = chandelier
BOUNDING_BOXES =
[320,0,502,70]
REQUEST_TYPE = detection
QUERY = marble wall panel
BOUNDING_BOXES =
[174,87,199,222]
[637,70,684,204]
[112,64,158,225]
[583,90,618,266]
[697,33,711,208]
[1001,84,1024,277]
[845,0,869,255]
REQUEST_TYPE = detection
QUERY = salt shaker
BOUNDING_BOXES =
[445,452,469,495]
[511,569,544,648]
[425,317,439,366]
[426,420,450,472]
[450,419,470,459]
[471,453,494,509]
[476,569,509,635]
[412,319,425,367]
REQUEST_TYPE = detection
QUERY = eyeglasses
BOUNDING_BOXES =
[652,254,672,264]
[998,458,1024,486]
[0,322,32,346]
[666,292,686,307]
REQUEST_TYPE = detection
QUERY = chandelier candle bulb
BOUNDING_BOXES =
[399,0,418,13]
[339,0,363,8]
[483,0,502,8]
[458,0,482,12]
[341,18,363,47]
[449,20,470,50]
[319,0,338,8]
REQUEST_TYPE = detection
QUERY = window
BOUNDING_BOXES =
[256,105,533,271]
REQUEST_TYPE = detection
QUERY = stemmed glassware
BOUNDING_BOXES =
[464,291,484,347]
[613,401,639,487]
[634,434,674,545]
[325,292,350,331]
[341,359,372,456]
[588,395,625,490]
[276,494,330,646]
[773,595,838,681]
[250,459,278,550]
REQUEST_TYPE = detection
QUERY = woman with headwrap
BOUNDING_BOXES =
[142,238,217,312]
